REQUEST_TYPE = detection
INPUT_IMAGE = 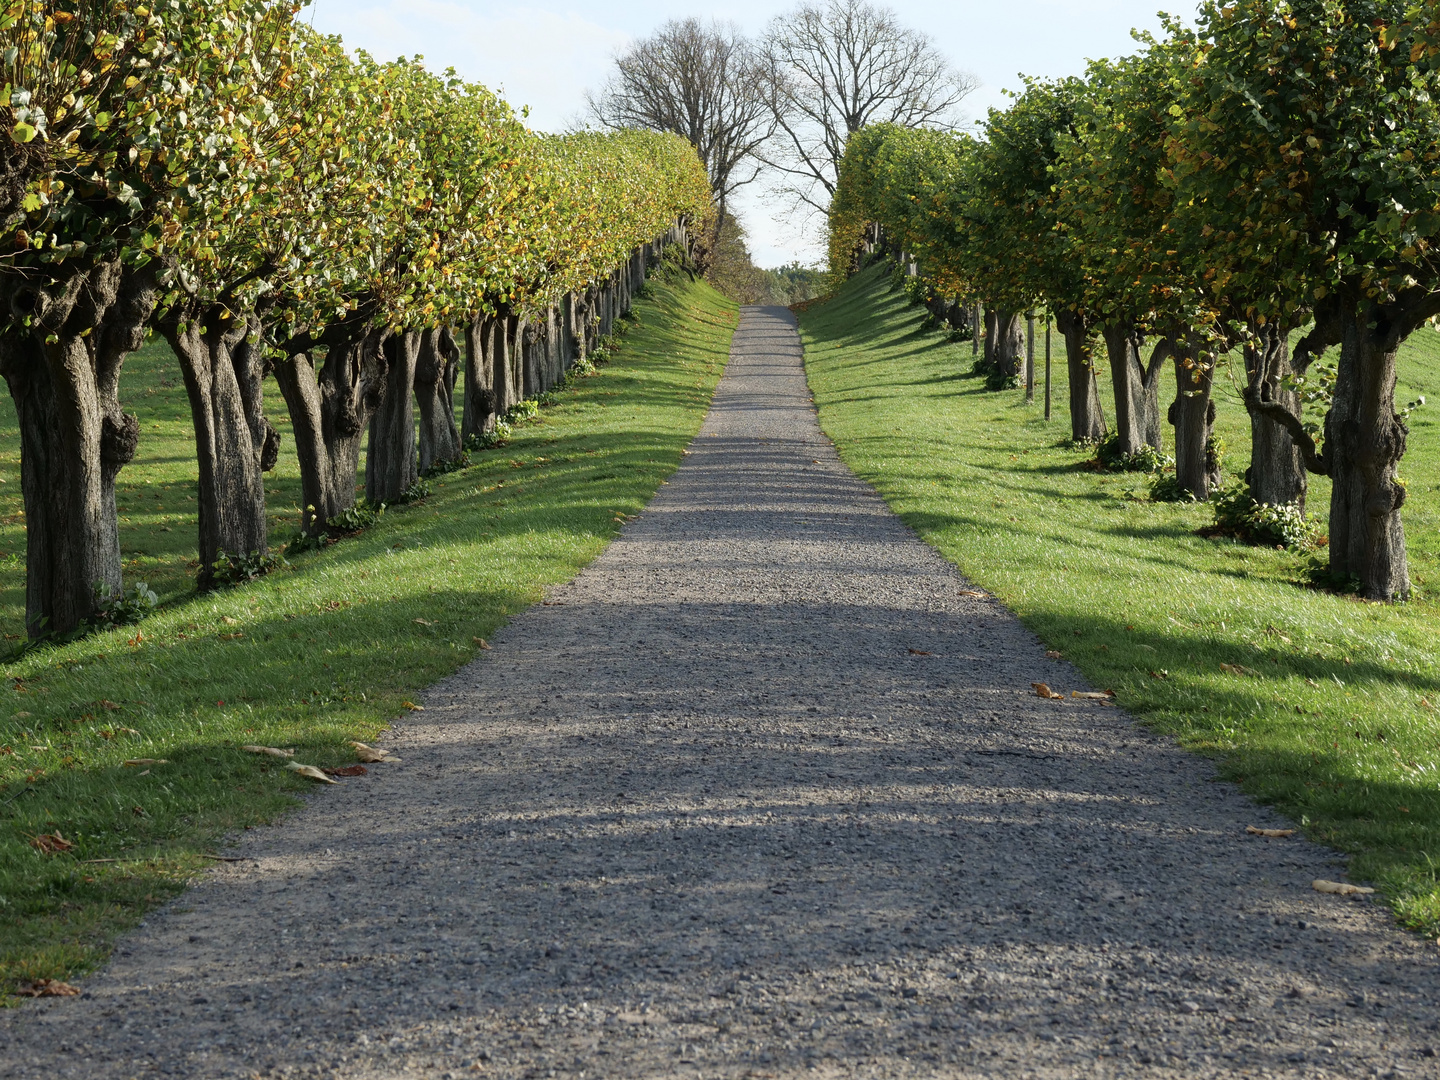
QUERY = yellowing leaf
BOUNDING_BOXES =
[1312,879,1374,897]
[241,745,294,758]
[1031,682,1064,700]
[285,762,339,784]
[1246,826,1294,838]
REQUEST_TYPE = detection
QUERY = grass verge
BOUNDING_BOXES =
[0,272,737,1000]
[799,263,1440,937]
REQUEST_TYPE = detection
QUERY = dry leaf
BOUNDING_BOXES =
[349,741,400,763]
[99,700,121,711]
[1045,650,1063,659]
[1220,662,1257,677]
[401,701,425,711]
[219,632,244,641]
[1313,879,1374,897]
[240,745,294,758]
[122,758,167,767]
[473,638,491,650]
[1031,682,1064,700]
[285,762,338,784]
[907,648,933,656]
[1421,697,1436,711]
[14,979,80,997]
[413,618,435,627]
[1246,826,1295,838]
[958,589,986,598]
[221,616,239,625]
[30,832,72,854]
[323,764,368,777]
[1071,690,1115,700]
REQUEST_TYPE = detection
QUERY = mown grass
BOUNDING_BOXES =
[0,272,737,1000]
[800,263,1440,937]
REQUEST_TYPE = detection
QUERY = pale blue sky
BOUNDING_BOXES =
[305,0,1184,264]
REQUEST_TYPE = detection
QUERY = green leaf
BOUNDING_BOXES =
[11,122,37,144]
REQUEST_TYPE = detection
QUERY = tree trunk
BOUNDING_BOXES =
[461,315,497,441]
[365,330,420,505]
[1056,309,1106,442]
[1167,340,1220,500]
[988,309,1023,384]
[160,307,278,589]
[1327,303,1410,600]
[273,323,389,535]
[416,326,461,473]
[0,258,156,637]
[1243,325,1307,511]
[1103,321,1166,455]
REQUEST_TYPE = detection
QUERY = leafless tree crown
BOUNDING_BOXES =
[760,0,978,216]
[586,19,773,225]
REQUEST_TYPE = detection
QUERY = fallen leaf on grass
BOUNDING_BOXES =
[349,741,400,763]
[1045,651,1063,659]
[14,979,80,997]
[1220,663,1257,677]
[285,762,338,784]
[1313,879,1374,897]
[30,832,72,854]
[241,745,294,758]
[908,648,933,656]
[1031,683,1065,700]
[219,632,244,641]
[413,618,435,627]
[99,700,121,711]
[401,701,425,711]
[1421,697,1436,711]
[1246,826,1295,838]
[122,758,167,767]
[323,765,368,777]
[473,638,491,650]
[1071,690,1115,700]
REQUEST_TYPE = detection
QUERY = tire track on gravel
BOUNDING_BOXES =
[2,305,1436,1079]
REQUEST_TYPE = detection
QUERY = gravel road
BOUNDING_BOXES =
[3,306,1437,1079]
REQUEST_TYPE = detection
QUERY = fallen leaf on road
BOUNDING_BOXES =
[122,758,167,767]
[1045,651,1063,659]
[908,648,933,656]
[401,701,425,711]
[285,762,338,784]
[959,590,986,598]
[1031,682,1065,700]
[30,833,72,854]
[241,745,294,758]
[349,741,400,763]
[473,638,491,649]
[1313,879,1374,896]
[14,979,80,997]
[323,765,368,777]
[1246,826,1294,838]
[1071,690,1114,699]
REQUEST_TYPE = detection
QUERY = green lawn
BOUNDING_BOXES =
[0,272,736,999]
[800,263,1440,937]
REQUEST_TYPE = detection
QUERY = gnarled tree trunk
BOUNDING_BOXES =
[1243,324,1307,511]
[273,321,389,536]
[416,326,461,473]
[1167,339,1220,500]
[461,314,497,441]
[365,329,419,505]
[1055,309,1106,443]
[1103,321,1166,455]
[0,258,157,637]
[1328,303,1409,600]
[160,307,279,589]
[984,308,1024,384]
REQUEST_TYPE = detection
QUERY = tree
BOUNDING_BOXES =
[760,0,976,219]
[586,19,770,237]
[0,0,296,636]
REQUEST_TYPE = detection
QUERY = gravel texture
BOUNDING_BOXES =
[3,305,1438,1079]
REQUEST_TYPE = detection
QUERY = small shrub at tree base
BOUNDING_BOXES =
[506,399,540,425]
[1095,433,1172,474]
[1303,558,1364,597]
[210,550,288,587]
[1209,484,1323,551]
[1149,473,1197,503]
[465,419,513,452]
[395,477,432,505]
[91,582,158,627]
[570,356,598,378]
[421,452,471,479]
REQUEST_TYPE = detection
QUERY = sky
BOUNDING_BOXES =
[304,0,1184,267]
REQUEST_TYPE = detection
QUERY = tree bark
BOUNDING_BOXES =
[1055,309,1106,442]
[1243,324,1307,511]
[273,321,389,535]
[365,330,420,505]
[1167,339,1220,500]
[0,258,157,637]
[1103,321,1166,455]
[159,307,278,589]
[416,326,461,473]
[461,315,497,441]
[1327,302,1410,600]
[984,308,1023,384]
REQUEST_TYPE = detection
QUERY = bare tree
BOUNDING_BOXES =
[587,20,772,232]
[760,0,977,216]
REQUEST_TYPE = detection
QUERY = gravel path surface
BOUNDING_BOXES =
[4,306,1438,1080]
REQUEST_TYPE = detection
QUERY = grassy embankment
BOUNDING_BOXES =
[0,272,737,999]
[800,263,1440,936]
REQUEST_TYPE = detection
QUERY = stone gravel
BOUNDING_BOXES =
[3,305,1438,1079]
